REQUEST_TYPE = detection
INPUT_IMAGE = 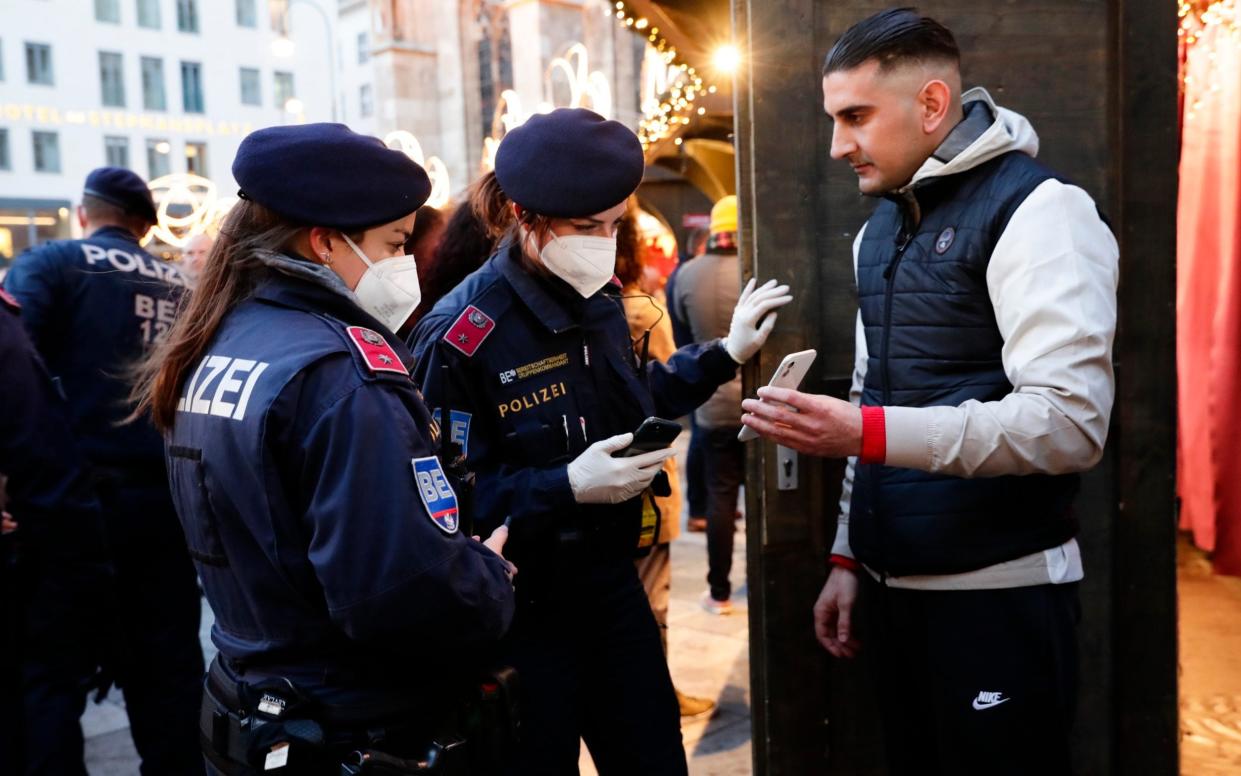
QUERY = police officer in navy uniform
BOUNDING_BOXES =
[3,167,205,774]
[408,108,792,775]
[0,287,114,775]
[131,123,517,775]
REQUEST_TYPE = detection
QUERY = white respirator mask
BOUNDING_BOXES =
[342,233,421,333]
[535,232,617,298]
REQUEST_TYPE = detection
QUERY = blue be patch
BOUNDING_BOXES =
[411,456,460,534]
[430,409,472,457]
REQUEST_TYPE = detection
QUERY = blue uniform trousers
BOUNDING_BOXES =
[504,559,687,776]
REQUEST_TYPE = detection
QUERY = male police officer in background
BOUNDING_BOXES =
[741,9,1118,774]
[4,167,204,774]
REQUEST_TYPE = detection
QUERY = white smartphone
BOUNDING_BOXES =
[738,349,818,442]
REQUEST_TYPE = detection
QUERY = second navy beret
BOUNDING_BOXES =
[494,108,645,218]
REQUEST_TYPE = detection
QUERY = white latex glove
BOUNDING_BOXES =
[567,433,676,505]
[724,277,794,364]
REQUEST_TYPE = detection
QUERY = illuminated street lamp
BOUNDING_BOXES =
[712,44,740,74]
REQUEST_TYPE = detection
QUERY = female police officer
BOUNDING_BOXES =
[409,108,791,775]
[132,123,517,775]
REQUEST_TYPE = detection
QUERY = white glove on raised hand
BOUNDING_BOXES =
[724,278,794,364]
[567,433,676,505]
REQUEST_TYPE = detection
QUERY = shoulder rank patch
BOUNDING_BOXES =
[345,326,408,375]
[411,456,460,534]
[0,287,21,311]
[443,305,495,357]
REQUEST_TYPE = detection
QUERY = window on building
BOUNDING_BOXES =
[236,0,256,27]
[477,8,513,146]
[181,61,204,113]
[185,141,207,175]
[273,71,295,110]
[239,67,261,106]
[33,131,60,173]
[270,0,289,36]
[95,0,120,23]
[105,136,129,168]
[141,57,165,111]
[25,43,53,86]
[137,0,160,28]
[357,31,369,64]
[147,138,171,178]
[176,0,199,33]
[0,129,10,171]
[359,84,373,118]
[99,51,126,107]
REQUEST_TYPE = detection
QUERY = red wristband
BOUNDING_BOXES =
[859,405,887,464]
[829,554,860,572]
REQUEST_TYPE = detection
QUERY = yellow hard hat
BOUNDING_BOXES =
[709,195,738,236]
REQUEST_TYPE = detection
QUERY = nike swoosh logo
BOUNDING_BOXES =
[972,697,1011,710]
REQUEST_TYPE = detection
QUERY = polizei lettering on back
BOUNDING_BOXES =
[82,243,189,287]
[176,354,270,421]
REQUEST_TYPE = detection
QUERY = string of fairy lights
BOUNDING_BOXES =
[1179,0,1239,122]
[608,1,719,150]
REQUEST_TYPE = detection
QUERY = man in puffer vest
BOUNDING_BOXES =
[740,8,1118,774]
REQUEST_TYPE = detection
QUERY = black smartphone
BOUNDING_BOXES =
[618,417,683,457]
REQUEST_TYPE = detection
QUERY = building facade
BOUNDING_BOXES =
[0,0,654,261]
[0,0,335,259]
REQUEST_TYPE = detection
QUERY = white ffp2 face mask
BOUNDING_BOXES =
[342,233,421,332]
[536,232,618,298]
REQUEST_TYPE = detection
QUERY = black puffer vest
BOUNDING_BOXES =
[849,151,1079,577]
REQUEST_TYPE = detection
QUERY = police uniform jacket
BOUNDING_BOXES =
[408,243,740,576]
[3,226,188,469]
[0,290,112,645]
[165,265,515,703]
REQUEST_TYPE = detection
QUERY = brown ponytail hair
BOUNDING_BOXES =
[468,170,559,276]
[130,200,306,431]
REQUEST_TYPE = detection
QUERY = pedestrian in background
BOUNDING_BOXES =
[408,176,509,327]
[615,206,718,721]
[4,167,205,775]
[666,225,710,533]
[180,232,214,284]
[669,195,746,615]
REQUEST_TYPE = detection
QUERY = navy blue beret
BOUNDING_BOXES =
[83,167,157,223]
[494,108,645,218]
[232,123,431,231]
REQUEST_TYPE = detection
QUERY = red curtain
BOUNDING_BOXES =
[1177,8,1241,575]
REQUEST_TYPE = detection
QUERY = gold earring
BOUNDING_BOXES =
[321,252,332,266]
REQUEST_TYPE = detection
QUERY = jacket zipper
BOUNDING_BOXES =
[874,197,918,585]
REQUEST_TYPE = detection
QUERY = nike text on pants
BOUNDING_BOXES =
[860,577,1080,775]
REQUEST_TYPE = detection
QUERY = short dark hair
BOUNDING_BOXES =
[823,8,960,76]
[81,193,154,235]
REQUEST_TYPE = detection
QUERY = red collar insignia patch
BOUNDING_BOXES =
[444,305,495,357]
[0,288,21,311]
[345,326,408,375]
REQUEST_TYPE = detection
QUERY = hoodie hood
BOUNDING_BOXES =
[905,87,1040,191]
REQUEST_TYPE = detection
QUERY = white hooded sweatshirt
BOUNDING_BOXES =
[834,88,1120,591]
